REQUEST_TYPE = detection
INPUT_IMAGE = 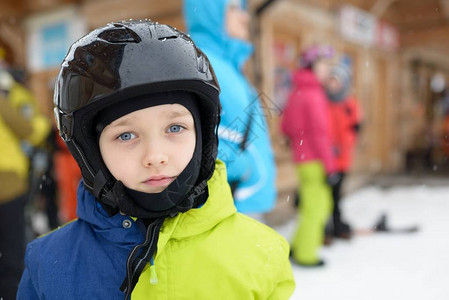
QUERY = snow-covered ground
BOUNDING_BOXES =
[275,184,449,300]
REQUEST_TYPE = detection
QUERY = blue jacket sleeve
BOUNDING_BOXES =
[17,243,40,299]
[17,266,39,299]
[215,69,252,183]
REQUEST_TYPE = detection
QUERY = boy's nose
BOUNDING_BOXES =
[144,153,168,166]
[142,146,168,166]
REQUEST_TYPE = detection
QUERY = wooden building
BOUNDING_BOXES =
[1,0,448,210]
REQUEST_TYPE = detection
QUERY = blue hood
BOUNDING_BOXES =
[183,0,253,69]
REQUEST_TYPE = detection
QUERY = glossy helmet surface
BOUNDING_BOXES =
[54,20,221,204]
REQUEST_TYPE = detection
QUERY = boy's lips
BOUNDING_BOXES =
[143,176,175,187]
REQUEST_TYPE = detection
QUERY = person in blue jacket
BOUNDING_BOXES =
[183,0,278,218]
[17,20,295,299]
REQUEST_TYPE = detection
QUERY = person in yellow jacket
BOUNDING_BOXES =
[17,21,295,299]
[0,68,50,298]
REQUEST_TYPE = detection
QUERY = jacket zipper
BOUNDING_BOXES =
[123,218,161,299]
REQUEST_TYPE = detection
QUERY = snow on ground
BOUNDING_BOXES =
[275,184,449,300]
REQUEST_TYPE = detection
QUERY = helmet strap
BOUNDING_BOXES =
[93,169,119,216]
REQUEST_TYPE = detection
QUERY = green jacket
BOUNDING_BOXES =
[133,161,295,299]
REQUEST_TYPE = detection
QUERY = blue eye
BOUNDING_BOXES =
[168,125,183,133]
[118,132,135,141]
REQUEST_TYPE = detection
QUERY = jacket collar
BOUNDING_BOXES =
[165,160,236,239]
[153,160,235,259]
[76,182,144,248]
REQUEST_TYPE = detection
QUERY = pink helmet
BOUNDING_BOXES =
[299,44,335,69]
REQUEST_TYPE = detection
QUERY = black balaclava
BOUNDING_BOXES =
[95,91,205,218]
[95,91,205,297]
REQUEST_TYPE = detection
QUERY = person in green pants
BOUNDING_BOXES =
[294,162,333,265]
[281,44,339,266]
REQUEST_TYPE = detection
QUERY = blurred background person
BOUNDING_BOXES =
[53,129,81,223]
[183,0,277,221]
[39,132,59,230]
[27,122,60,235]
[324,55,362,243]
[281,44,337,267]
[0,61,50,298]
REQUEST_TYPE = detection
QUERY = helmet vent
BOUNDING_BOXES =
[158,36,177,41]
[196,49,208,74]
[98,28,141,43]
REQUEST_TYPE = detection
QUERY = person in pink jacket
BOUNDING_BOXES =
[281,44,338,266]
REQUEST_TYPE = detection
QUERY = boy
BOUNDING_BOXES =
[17,20,295,299]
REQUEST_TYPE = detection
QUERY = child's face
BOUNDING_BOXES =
[313,59,332,85]
[326,77,342,94]
[226,2,250,41]
[99,104,196,193]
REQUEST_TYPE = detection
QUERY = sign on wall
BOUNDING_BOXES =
[339,5,399,51]
[42,23,69,67]
[339,4,377,47]
[26,6,87,72]
[376,21,399,51]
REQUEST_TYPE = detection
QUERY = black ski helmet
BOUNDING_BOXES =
[54,20,221,214]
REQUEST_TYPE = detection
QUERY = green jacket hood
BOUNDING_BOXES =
[159,160,236,241]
